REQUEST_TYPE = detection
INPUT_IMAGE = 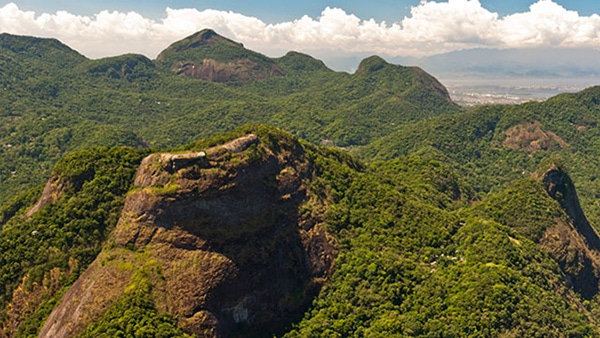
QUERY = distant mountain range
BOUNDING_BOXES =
[312,47,600,79]
[402,47,600,78]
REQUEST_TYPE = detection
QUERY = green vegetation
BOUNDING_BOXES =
[0,31,459,206]
[0,146,149,336]
[3,30,600,336]
[287,155,596,337]
[359,87,600,226]
[80,269,191,338]
[469,178,565,242]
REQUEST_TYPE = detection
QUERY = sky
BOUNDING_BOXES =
[1,0,599,70]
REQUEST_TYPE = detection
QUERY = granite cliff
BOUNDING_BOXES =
[539,164,600,299]
[156,29,284,82]
[39,128,340,337]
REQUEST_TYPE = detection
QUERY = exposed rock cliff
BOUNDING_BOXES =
[40,130,336,337]
[157,29,284,83]
[539,165,600,298]
[25,174,63,217]
[503,121,568,152]
[170,58,284,82]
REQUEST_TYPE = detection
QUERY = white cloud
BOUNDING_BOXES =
[0,0,599,62]
[499,0,600,48]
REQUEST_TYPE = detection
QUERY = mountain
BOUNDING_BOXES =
[4,29,600,336]
[358,86,600,226]
[1,126,356,336]
[38,126,339,337]
[274,51,331,74]
[80,53,157,81]
[292,158,600,336]
[2,126,600,336]
[156,29,284,82]
[390,47,600,78]
[355,55,451,102]
[0,33,86,75]
[0,146,150,337]
[0,29,459,207]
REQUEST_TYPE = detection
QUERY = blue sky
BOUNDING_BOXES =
[3,0,597,23]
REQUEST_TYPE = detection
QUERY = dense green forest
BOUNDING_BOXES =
[0,30,460,207]
[2,30,600,336]
[359,86,600,226]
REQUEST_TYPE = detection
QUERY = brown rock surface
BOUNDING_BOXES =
[503,120,568,152]
[539,166,600,299]
[40,133,336,337]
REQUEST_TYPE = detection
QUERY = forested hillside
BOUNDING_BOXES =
[359,86,600,225]
[2,29,600,337]
[0,29,459,206]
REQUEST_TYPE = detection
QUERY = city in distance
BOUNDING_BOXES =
[422,47,600,105]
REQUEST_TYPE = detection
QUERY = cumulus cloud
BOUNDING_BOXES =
[0,0,599,61]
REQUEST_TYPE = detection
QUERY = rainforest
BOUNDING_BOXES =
[2,29,600,337]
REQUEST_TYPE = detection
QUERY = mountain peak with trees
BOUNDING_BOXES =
[3,29,600,336]
[156,29,284,82]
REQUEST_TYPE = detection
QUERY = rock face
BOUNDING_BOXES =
[25,174,63,217]
[39,132,336,337]
[157,29,284,83]
[170,58,284,82]
[503,121,568,152]
[539,166,600,298]
[542,168,600,250]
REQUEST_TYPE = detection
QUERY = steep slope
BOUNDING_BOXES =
[288,154,599,336]
[156,29,284,82]
[539,163,600,298]
[0,147,150,337]
[4,127,600,336]
[469,161,600,300]
[355,55,452,102]
[38,126,353,337]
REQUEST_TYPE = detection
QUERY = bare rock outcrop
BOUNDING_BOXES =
[25,174,64,217]
[171,59,284,83]
[539,166,600,298]
[504,121,568,152]
[40,132,336,337]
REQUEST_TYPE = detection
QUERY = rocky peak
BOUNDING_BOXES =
[25,174,64,217]
[39,129,336,337]
[542,166,600,250]
[156,29,284,82]
[537,163,600,298]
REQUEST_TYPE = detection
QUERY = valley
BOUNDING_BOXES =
[442,76,599,105]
